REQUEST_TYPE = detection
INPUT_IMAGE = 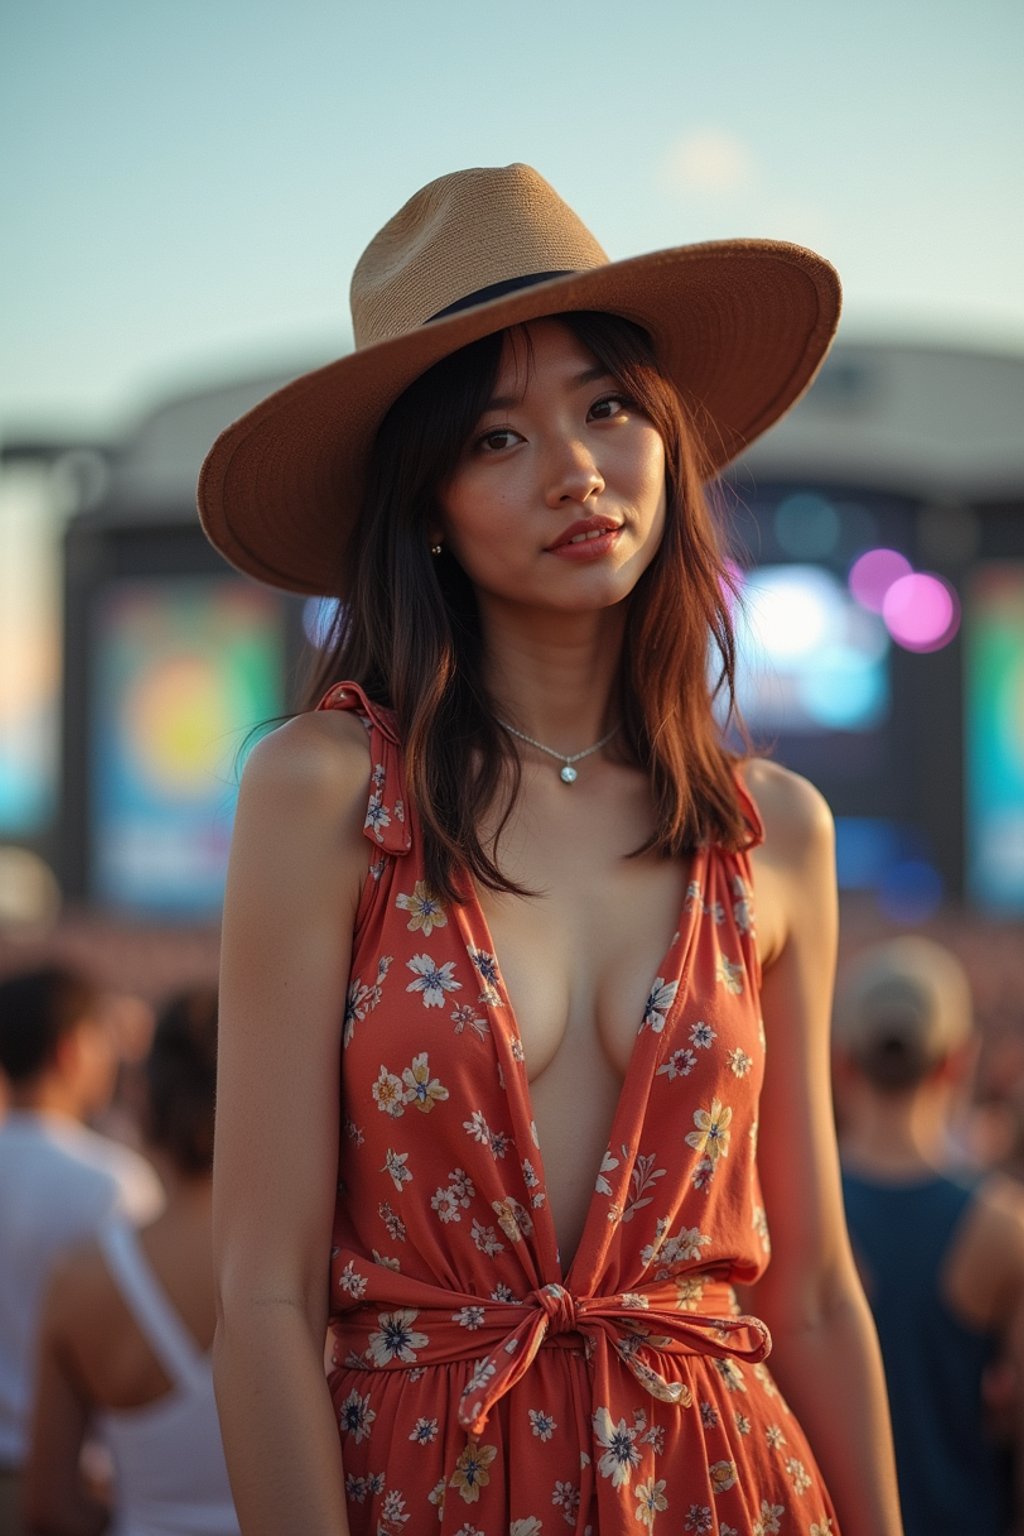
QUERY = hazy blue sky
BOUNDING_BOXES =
[2,0,1021,443]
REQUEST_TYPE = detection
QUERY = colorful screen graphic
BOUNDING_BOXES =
[90,578,284,916]
[966,564,1024,912]
[0,471,61,835]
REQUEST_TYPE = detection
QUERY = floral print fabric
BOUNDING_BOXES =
[322,682,840,1535]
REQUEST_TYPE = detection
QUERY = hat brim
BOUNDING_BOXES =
[198,239,841,595]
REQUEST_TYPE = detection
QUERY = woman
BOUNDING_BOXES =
[25,989,239,1536]
[201,164,903,1534]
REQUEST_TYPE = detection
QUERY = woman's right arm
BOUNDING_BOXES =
[212,710,371,1536]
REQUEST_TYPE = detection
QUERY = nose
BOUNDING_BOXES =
[543,435,605,509]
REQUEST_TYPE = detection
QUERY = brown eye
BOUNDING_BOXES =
[588,394,629,421]
[475,427,522,453]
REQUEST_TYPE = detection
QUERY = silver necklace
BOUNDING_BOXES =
[497,719,620,784]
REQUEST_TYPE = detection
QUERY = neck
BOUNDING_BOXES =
[479,601,626,749]
[7,1080,82,1119]
[840,1082,957,1178]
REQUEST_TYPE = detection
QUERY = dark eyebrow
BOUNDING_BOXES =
[482,366,613,413]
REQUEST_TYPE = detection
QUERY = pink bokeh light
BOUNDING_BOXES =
[882,573,960,652]
[848,548,913,613]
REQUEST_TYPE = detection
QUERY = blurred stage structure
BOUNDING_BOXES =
[1,338,1022,997]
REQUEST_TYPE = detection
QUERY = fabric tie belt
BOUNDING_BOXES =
[329,1253,771,1437]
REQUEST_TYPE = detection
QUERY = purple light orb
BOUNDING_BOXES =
[848,548,912,613]
[882,573,960,653]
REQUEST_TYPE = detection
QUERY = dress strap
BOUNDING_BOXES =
[97,1221,207,1392]
[317,680,412,857]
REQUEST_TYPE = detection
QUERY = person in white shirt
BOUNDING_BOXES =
[26,986,238,1536]
[0,965,163,1534]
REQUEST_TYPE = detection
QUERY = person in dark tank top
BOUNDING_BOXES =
[834,935,1024,1536]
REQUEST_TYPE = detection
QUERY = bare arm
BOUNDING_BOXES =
[745,761,904,1536]
[955,1174,1024,1535]
[24,1265,110,1536]
[212,711,371,1536]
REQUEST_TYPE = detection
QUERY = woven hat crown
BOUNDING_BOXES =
[350,163,610,348]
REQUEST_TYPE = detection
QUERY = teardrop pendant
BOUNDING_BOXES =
[496,718,621,784]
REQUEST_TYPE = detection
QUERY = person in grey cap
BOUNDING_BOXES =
[835,935,1024,1536]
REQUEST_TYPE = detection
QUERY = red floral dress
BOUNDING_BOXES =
[323,682,840,1536]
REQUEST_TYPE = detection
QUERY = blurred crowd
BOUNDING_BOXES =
[0,967,237,1536]
[1,913,1023,1535]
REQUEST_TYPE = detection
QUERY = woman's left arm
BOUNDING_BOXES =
[745,761,904,1536]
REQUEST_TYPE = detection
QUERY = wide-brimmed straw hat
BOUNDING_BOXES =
[198,162,841,596]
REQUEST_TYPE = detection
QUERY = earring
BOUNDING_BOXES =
[431,544,442,556]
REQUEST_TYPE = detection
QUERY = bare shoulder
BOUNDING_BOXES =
[974,1171,1024,1257]
[239,708,371,809]
[742,759,835,968]
[742,756,834,868]
[950,1172,1024,1330]
[229,708,373,917]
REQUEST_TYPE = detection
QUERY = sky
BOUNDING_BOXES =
[2,0,1022,446]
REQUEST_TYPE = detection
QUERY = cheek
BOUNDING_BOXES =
[437,492,485,567]
[646,435,668,503]
[635,438,668,530]
[642,493,668,574]
[437,474,521,566]
[633,438,669,564]
[619,422,666,500]
[435,470,484,543]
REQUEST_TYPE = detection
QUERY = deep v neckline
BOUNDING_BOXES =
[453,846,708,1290]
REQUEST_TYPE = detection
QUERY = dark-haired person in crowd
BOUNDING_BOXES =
[25,986,239,1536]
[202,164,901,1533]
[835,936,1024,1536]
[0,967,162,1536]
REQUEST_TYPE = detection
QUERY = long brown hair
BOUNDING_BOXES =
[145,987,218,1177]
[304,311,750,902]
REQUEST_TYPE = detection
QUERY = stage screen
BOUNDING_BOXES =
[89,576,285,916]
[0,471,61,836]
[966,563,1024,912]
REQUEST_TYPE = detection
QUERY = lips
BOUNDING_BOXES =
[546,516,623,552]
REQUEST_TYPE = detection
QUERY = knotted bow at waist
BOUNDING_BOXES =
[329,1252,771,1437]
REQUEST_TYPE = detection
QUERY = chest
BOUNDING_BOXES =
[475,766,693,1081]
[344,751,767,1278]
